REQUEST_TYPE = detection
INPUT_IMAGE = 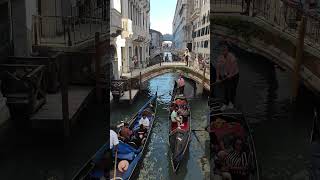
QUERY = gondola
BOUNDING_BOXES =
[72,93,158,180]
[208,98,259,180]
[309,108,320,180]
[168,82,191,172]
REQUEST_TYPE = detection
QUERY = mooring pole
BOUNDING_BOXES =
[139,71,142,91]
[292,15,306,102]
[60,54,70,137]
[202,67,206,91]
[129,72,132,104]
[95,32,102,103]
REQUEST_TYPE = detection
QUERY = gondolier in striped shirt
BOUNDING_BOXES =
[216,43,240,110]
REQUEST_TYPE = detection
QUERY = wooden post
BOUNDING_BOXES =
[139,71,142,90]
[202,67,206,92]
[95,32,102,103]
[292,16,306,102]
[60,54,70,137]
[129,73,132,104]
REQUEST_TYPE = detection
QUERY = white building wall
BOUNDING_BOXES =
[121,0,150,72]
[172,0,192,51]
[192,0,210,58]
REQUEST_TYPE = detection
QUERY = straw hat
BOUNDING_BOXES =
[118,160,129,172]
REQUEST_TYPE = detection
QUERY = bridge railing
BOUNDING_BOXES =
[212,0,320,49]
[122,60,210,80]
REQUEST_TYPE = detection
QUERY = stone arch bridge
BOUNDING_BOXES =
[121,62,210,91]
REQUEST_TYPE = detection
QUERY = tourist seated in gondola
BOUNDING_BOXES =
[170,103,177,112]
[214,150,232,180]
[171,106,182,127]
[119,123,133,143]
[136,124,148,146]
[139,112,150,129]
[178,105,189,122]
[224,137,249,180]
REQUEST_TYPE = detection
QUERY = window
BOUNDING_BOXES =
[113,0,121,13]
[204,41,208,48]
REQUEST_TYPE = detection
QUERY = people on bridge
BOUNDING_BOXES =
[216,43,239,110]
[184,48,190,66]
[139,112,150,129]
[177,74,185,95]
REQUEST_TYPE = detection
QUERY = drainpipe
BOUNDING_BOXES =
[292,12,306,102]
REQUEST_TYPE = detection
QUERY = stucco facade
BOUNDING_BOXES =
[150,29,163,49]
[120,0,150,74]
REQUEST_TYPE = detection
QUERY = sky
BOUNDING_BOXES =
[150,0,177,35]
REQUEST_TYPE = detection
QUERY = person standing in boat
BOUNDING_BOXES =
[177,74,185,95]
[216,43,239,110]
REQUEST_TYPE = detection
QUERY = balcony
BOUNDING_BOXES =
[32,15,108,50]
[191,8,200,21]
[132,25,147,42]
[122,18,133,38]
[111,8,122,37]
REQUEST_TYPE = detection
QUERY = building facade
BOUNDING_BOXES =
[120,0,150,74]
[149,29,163,49]
[190,0,210,60]
[172,0,192,51]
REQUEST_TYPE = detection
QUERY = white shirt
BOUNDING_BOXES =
[139,117,150,127]
[171,110,177,122]
[110,130,119,149]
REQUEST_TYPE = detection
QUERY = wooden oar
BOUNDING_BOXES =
[191,129,207,132]
[113,150,118,180]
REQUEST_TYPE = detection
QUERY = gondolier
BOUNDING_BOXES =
[216,43,240,110]
[177,74,185,95]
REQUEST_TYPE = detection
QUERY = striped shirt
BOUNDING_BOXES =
[225,150,248,175]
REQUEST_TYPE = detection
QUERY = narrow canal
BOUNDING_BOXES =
[213,45,319,180]
[110,72,210,180]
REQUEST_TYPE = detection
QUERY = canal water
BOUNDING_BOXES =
[110,73,210,180]
[212,45,319,180]
[0,47,319,180]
